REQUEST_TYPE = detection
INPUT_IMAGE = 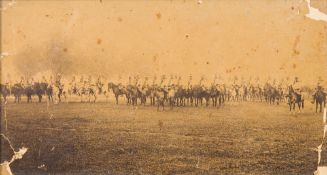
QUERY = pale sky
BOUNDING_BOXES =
[1,0,327,85]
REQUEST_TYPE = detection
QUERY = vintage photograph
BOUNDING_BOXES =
[1,0,327,174]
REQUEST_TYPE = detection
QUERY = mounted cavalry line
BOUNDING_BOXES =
[0,75,326,113]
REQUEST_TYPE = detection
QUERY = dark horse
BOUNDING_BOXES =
[287,86,304,112]
[192,85,204,107]
[312,90,326,113]
[25,84,34,103]
[108,82,126,104]
[11,84,24,103]
[0,84,10,103]
[33,82,48,102]
[126,85,139,106]
[267,86,281,105]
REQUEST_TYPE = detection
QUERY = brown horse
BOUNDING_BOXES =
[11,84,24,103]
[108,82,127,104]
[287,86,304,112]
[154,88,166,111]
[312,90,326,113]
[0,84,10,103]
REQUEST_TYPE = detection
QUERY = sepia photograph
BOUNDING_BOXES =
[1,0,327,174]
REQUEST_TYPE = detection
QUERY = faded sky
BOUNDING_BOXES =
[1,0,327,85]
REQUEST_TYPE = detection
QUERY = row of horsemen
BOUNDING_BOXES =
[0,75,326,112]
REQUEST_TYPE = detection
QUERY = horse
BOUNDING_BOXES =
[287,86,304,112]
[25,84,34,103]
[229,86,239,101]
[52,83,68,103]
[127,85,139,106]
[0,84,10,103]
[174,86,186,107]
[154,88,166,111]
[192,85,204,106]
[108,82,127,105]
[11,84,24,103]
[208,85,219,107]
[312,90,326,113]
[167,87,176,109]
[148,86,157,106]
[77,84,97,103]
[137,86,149,106]
[32,82,49,103]
[46,84,54,102]
[184,87,193,106]
[266,86,281,105]
[96,82,109,102]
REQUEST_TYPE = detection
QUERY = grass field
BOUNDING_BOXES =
[0,99,325,175]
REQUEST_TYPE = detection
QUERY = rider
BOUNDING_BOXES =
[312,79,326,103]
[19,76,25,87]
[55,74,63,89]
[96,76,104,93]
[292,77,303,98]
[199,76,206,89]
[42,76,48,84]
[187,74,193,90]
[117,75,123,90]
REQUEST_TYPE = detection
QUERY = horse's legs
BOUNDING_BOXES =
[115,95,118,105]
[297,102,301,110]
[293,103,295,110]
[316,101,319,113]
[288,102,292,111]
[38,95,42,103]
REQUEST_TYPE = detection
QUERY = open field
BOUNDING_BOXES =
[1,100,325,175]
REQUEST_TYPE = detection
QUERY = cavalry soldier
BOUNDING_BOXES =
[79,76,84,84]
[312,78,326,103]
[168,75,174,86]
[87,76,93,88]
[26,78,32,87]
[70,76,77,87]
[5,74,12,88]
[212,75,218,86]
[55,74,63,89]
[160,75,166,88]
[128,76,132,86]
[143,77,148,87]
[133,75,139,86]
[176,76,182,87]
[292,77,303,98]
[187,74,193,89]
[42,76,48,84]
[70,76,78,94]
[96,76,104,94]
[152,75,157,87]
[19,76,25,87]
[4,74,11,89]
[49,76,54,87]
[116,75,123,90]
[199,76,206,90]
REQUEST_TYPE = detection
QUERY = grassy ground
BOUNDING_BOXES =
[0,99,325,175]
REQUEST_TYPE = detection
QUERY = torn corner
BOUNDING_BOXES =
[305,0,327,22]
[0,134,28,175]
[315,166,327,175]
[0,162,13,175]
